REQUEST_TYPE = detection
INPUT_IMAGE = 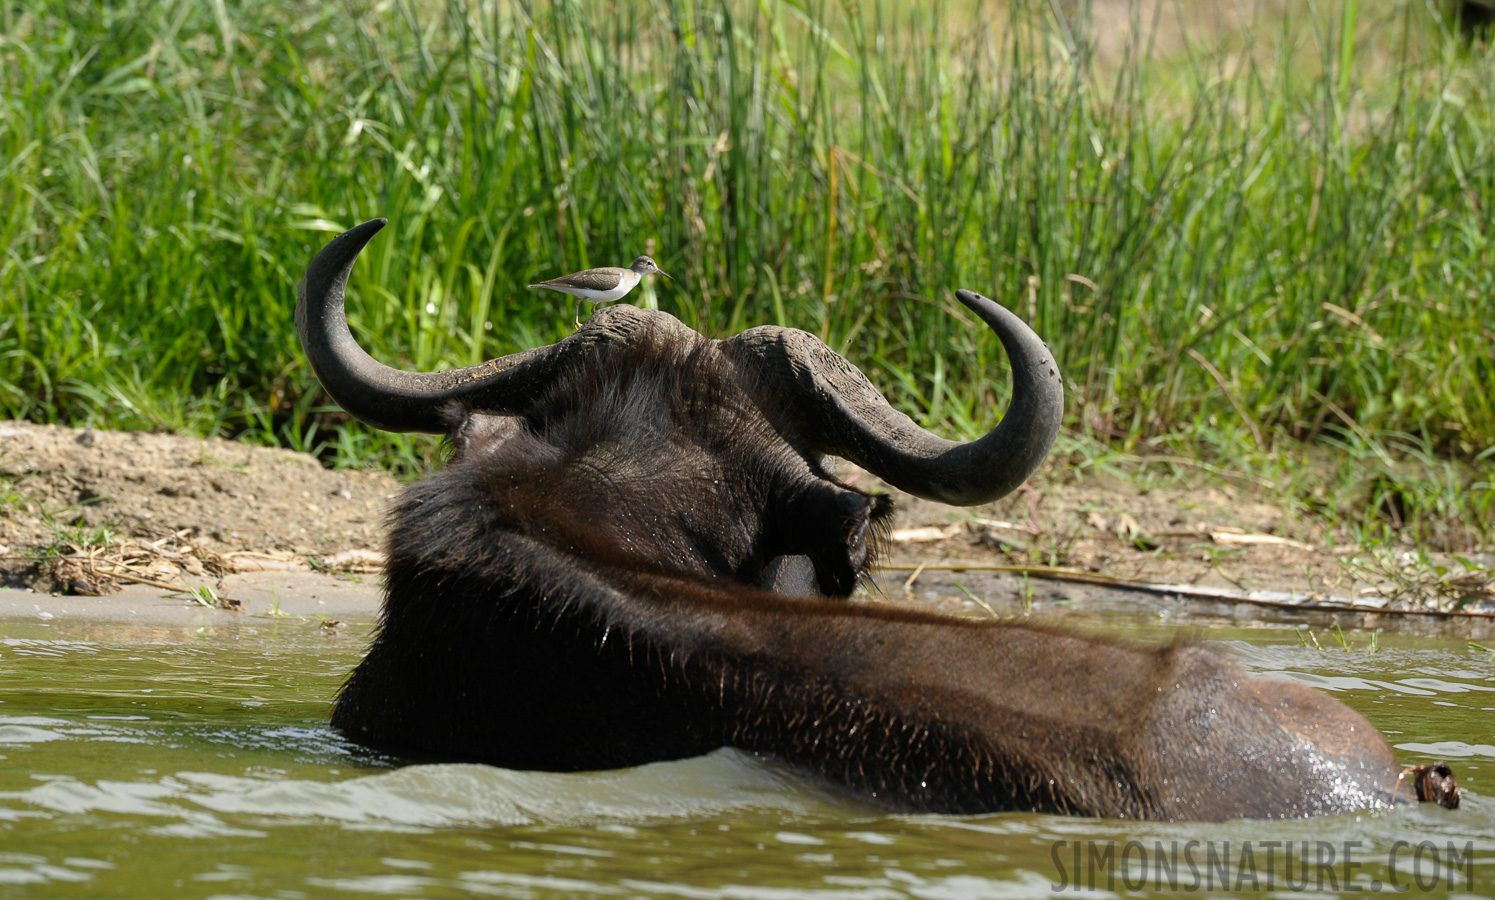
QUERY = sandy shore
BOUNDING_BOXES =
[0,570,380,626]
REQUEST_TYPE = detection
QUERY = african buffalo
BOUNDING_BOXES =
[296,219,1458,820]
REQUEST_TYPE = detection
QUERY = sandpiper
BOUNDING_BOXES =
[528,255,672,324]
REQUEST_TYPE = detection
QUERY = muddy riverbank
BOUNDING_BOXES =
[2,420,1490,616]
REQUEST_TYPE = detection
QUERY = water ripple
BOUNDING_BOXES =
[2,750,844,831]
[1395,741,1495,759]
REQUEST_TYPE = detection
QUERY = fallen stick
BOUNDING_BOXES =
[870,563,1495,619]
[106,569,192,593]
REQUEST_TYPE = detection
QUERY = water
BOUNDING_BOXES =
[1,599,1491,898]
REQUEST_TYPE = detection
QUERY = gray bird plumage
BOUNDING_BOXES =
[529,256,672,324]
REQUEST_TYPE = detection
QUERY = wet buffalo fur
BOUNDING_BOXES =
[333,330,1436,821]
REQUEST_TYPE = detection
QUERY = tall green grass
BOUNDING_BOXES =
[1,1,1492,544]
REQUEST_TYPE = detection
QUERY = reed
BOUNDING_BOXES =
[1,0,1491,544]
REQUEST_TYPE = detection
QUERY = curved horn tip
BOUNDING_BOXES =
[316,218,388,265]
[337,217,388,247]
[953,288,1057,359]
[299,218,388,295]
[955,288,1015,322]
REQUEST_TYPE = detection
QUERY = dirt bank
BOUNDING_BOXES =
[0,420,398,592]
[1,419,1489,614]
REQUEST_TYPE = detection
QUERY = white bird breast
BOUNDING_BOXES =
[574,270,641,303]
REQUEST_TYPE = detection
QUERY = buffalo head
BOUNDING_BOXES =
[295,219,1457,820]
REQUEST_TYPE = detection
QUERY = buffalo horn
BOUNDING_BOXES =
[295,219,692,433]
[299,221,1063,505]
[720,292,1064,506]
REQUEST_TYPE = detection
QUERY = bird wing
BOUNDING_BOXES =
[534,267,627,292]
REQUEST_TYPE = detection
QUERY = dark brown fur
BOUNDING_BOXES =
[333,331,1454,820]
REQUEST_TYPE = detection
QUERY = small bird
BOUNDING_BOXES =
[528,256,672,325]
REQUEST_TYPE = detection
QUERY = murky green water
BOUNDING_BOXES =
[2,600,1491,898]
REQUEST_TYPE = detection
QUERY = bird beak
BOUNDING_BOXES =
[658,269,674,281]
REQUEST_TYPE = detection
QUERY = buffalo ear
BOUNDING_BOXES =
[783,488,893,597]
[828,490,894,588]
